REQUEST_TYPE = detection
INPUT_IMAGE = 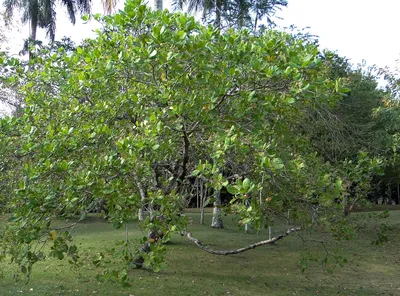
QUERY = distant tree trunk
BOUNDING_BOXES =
[30,16,37,41]
[154,0,162,11]
[200,182,205,225]
[387,184,394,205]
[211,190,223,228]
[214,0,222,29]
[200,205,205,225]
[28,11,38,60]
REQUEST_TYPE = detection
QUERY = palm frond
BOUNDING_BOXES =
[3,0,21,24]
[77,0,91,14]
[21,9,29,23]
[187,0,205,14]
[60,0,76,24]
[101,0,116,15]
[39,0,56,41]
[171,0,185,11]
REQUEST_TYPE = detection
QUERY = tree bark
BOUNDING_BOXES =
[211,190,223,228]
[132,229,162,267]
[134,173,147,221]
[28,7,38,60]
[215,0,222,29]
[186,227,301,255]
[132,242,151,268]
[30,16,37,41]
[200,181,205,224]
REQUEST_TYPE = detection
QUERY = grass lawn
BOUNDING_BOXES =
[1,210,400,296]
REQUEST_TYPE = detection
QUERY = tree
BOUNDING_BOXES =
[3,0,91,42]
[174,0,287,29]
[301,52,386,163]
[296,51,396,206]
[0,18,24,114]
[0,0,382,281]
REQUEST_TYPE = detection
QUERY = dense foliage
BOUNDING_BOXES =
[0,0,389,282]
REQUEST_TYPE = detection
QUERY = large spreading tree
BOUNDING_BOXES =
[0,0,383,281]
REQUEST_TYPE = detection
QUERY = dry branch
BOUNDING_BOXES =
[185,227,301,255]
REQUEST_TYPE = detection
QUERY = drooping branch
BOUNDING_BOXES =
[185,227,301,255]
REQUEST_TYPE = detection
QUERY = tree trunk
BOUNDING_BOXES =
[28,9,38,60]
[132,241,151,268]
[200,182,205,224]
[154,0,162,11]
[132,229,162,268]
[214,0,222,29]
[134,174,147,221]
[30,16,37,41]
[211,190,223,228]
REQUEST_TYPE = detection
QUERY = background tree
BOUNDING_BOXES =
[296,51,399,206]
[300,52,385,163]
[174,0,287,29]
[3,0,91,42]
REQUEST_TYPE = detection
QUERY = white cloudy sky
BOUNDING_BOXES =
[275,0,400,69]
[2,0,400,113]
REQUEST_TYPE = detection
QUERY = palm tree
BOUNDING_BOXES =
[101,0,162,14]
[174,0,287,30]
[3,0,91,42]
[173,0,224,28]
[101,0,116,15]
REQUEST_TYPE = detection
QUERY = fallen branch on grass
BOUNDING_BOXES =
[185,227,302,255]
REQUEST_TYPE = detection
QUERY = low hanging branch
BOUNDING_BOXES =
[185,227,301,255]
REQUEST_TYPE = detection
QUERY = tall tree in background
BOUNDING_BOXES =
[300,51,385,163]
[3,0,91,42]
[174,0,287,29]
[102,0,117,14]
[102,0,162,13]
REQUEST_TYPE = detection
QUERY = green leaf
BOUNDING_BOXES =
[149,49,158,58]
[271,158,284,170]
[226,185,240,195]
[242,178,251,190]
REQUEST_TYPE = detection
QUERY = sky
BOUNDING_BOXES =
[275,0,400,69]
[2,0,400,113]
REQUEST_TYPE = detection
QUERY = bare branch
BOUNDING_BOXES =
[185,227,301,255]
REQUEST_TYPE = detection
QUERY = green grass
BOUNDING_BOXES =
[1,211,400,296]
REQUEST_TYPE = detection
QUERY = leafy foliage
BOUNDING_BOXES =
[0,0,384,279]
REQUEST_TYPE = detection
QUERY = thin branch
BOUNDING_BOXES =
[185,227,301,255]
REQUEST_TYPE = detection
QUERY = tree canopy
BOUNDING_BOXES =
[0,0,390,282]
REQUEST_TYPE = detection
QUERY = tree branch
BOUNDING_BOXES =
[178,124,190,182]
[185,227,301,255]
